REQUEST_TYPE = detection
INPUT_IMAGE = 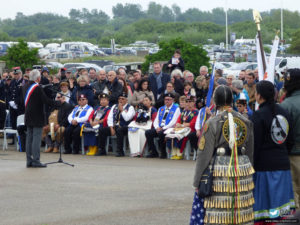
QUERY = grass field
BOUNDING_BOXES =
[66,55,146,64]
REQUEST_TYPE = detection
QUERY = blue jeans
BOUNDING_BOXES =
[26,127,42,165]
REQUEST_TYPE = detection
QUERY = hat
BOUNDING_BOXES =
[164,93,174,98]
[41,67,49,73]
[6,75,13,80]
[99,93,109,99]
[13,67,22,74]
[236,92,247,104]
[77,94,87,100]
[60,81,69,87]
[118,92,128,98]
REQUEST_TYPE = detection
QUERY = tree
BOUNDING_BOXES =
[289,29,300,54]
[2,39,39,71]
[142,38,210,75]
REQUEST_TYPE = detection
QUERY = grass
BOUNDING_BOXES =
[65,55,146,64]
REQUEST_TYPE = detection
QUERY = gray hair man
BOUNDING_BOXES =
[22,69,61,168]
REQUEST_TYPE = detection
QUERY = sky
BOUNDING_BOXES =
[0,0,299,20]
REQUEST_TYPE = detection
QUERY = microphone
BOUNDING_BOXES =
[40,84,53,88]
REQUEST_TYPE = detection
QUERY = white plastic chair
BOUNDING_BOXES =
[3,112,20,151]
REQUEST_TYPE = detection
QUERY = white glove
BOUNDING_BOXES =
[9,101,18,110]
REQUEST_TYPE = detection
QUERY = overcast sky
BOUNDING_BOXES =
[1,0,299,20]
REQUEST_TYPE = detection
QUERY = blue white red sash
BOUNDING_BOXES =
[24,83,39,108]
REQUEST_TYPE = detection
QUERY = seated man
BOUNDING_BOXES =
[145,93,180,158]
[165,96,198,160]
[64,94,93,154]
[98,92,135,157]
[43,93,74,153]
[85,93,111,156]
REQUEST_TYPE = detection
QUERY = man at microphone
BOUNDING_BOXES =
[21,69,61,168]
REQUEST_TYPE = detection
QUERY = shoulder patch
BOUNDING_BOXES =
[222,117,247,147]
[198,136,206,150]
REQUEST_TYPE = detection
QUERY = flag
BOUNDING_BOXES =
[265,35,279,84]
[206,63,215,107]
[256,35,266,81]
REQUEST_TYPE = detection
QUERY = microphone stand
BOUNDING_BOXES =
[46,126,74,167]
[45,85,74,167]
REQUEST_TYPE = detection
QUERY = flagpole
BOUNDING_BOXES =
[253,10,266,73]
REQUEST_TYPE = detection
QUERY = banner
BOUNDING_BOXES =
[265,35,280,84]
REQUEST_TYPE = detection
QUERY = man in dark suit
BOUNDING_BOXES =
[148,62,170,102]
[21,69,60,168]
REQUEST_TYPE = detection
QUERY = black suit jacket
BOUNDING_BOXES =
[21,81,60,127]
[58,102,74,127]
[148,73,170,101]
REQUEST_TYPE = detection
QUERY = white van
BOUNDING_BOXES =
[275,57,300,79]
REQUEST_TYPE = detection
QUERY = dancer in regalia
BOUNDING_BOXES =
[191,85,255,225]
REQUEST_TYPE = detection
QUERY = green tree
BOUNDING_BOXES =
[142,38,209,75]
[2,39,39,71]
[288,29,300,54]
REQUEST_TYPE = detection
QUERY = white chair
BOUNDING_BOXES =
[3,111,20,151]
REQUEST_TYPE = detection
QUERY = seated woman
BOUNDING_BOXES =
[128,96,157,157]
[84,93,111,156]
[183,81,196,98]
[131,79,155,108]
[165,96,198,160]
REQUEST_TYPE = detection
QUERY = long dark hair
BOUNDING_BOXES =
[138,79,150,92]
[256,80,276,116]
[118,77,128,93]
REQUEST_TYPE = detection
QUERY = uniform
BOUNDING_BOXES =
[98,102,135,156]
[145,102,180,158]
[64,103,93,154]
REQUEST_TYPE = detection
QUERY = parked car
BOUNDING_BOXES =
[63,63,102,72]
[223,62,258,77]
[46,51,76,61]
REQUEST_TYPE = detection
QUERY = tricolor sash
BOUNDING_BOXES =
[24,83,39,108]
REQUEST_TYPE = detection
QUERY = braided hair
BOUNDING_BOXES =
[213,85,233,109]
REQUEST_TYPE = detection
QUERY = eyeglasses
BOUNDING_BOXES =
[164,98,173,101]
[185,100,194,103]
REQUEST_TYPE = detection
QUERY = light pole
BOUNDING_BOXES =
[225,0,228,50]
[280,0,284,53]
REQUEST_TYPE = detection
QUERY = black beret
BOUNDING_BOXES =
[99,93,109,99]
[119,92,128,98]
[164,93,174,98]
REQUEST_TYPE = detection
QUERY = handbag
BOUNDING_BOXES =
[198,155,216,198]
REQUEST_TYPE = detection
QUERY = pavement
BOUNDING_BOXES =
[0,146,195,225]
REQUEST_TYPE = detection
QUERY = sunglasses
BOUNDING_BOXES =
[185,100,194,103]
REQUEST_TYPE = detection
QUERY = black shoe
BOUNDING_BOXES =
[95,150,107,156]
[115,152,125,157]
[160,154,167,159]
[146,152,159,158]
[72,151,79,155]
[31,162,47,168]
[26,162,32,168]
[63,151,72,154]
[8,140,15,145]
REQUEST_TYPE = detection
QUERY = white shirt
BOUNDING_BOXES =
[153,104,180,130]
[107,103,136,127]
[68,104,93,124]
